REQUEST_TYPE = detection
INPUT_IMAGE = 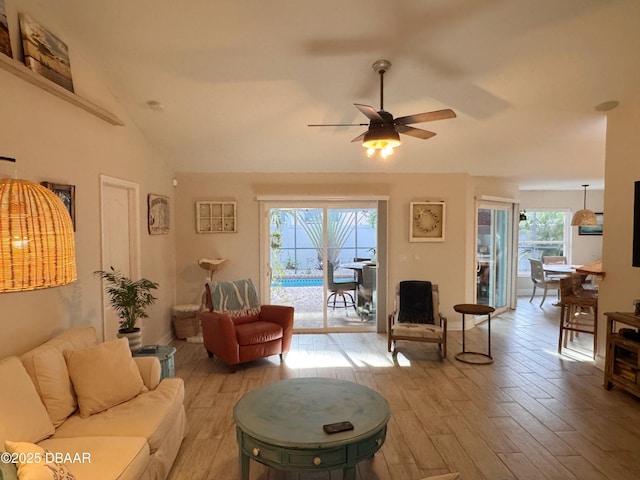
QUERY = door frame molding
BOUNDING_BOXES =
[99,175,141,340]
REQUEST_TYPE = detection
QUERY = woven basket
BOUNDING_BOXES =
[173,313,199,339]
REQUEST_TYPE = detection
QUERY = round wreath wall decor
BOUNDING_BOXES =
[410,202,445,242]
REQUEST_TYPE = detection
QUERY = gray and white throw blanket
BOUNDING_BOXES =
[206,278,261,316]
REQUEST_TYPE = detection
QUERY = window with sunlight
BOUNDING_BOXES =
[518,210,569,275]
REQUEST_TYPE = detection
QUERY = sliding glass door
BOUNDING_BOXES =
[476,202,514,312]
[263,201,379,332]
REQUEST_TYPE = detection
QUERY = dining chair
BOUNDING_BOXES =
[542,256,567,265]
[529,258,561,306]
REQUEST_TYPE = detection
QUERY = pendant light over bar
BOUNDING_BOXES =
[571,184,598,227]
[0,157,77,292]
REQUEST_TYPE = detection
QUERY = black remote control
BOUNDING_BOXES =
[323,421,354,434]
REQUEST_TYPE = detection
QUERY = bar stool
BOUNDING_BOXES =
[558,274,597,358]
[454,303,495,364]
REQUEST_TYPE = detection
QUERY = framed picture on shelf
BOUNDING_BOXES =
[19,13,74,92]
[148,194,170,235]
[578,212,603,236]
[410,201,445,242]
[41,182,75,231]
[0,0,12,58]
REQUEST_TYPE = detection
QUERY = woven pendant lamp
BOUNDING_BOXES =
[571,184,598,227]
[0,178,77,292]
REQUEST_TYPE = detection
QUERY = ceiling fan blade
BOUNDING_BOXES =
[308,123,369,127]
[396,125,437,140]
[395,108,456,125]
[354,104,383,121]
[350,131,367,143]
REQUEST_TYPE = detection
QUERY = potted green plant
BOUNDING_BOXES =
[94,267,159,352]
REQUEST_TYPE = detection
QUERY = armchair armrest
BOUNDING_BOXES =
[260,305,294,352]
[133,356,161,390]
[201,311,241,364]
[438,314,447,330]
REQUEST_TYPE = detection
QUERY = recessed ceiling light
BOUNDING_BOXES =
[595,100,619,112]
[146,100,165,112]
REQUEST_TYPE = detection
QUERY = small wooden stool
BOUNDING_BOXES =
[454,303,495,364]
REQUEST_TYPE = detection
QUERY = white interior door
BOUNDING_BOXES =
[99,175,140,341]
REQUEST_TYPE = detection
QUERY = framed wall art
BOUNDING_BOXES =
[0,0,11,58]
[410,201,445,242]
[578,212,603,236]
[148,194,170,235]
[196,201,237,233]
[41,182,75,231]
[19,13,73,92]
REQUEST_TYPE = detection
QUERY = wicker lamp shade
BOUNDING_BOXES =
[570,208,598,226]
[0,178,76,292]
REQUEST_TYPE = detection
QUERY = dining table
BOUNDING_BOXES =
[542,264,576,276]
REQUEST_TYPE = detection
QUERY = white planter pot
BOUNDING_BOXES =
[117,328,143,352]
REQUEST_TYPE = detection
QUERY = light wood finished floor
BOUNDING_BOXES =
[166,299,640,480]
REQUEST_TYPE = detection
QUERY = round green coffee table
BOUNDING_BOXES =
[233,377,390,480]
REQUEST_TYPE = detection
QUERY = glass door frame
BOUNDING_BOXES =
[259,199,386,333]
[474,198,518,315]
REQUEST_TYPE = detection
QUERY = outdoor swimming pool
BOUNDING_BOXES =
[271,278,323,287]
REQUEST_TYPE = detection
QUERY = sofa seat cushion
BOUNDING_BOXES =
[0,357,55,446]
[235,321,283,346]
[392,322,443,339]
[39,436,150,480]
[52,378,184,454]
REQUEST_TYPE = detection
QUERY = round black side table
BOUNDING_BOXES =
[454,303,495,364]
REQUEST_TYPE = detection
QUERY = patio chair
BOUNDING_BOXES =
[327,261,358,310]
[388,281,447,359]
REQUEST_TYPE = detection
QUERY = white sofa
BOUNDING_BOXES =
[0,326,187,480]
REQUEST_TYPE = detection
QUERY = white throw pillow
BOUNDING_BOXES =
[0,357,55,446]
[4,440,74,480]
[64,338,146,418]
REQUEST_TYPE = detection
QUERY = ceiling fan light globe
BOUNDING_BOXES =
[366,147,375,157]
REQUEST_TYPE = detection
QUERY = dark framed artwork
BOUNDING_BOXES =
[19,13,73,92]
[41,182,75,231]
[578,212,603,236]
[148,194,170,235]
[0,0,11,58]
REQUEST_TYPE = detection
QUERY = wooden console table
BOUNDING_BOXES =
[604,312,640,398]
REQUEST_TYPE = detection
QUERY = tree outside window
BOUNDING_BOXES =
[518,210,569,274]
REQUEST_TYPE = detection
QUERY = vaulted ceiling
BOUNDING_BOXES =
[21,0,640,189]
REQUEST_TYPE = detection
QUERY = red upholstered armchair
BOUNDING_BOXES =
[200,280,294,372]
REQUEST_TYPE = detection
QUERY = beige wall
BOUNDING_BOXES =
[0,52,176,357]
[174,172,518,325]
[598,93,640,366]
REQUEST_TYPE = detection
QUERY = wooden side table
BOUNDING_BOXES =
[233,378,390,480]
[133,345,176,380]
[454,303,495,364]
